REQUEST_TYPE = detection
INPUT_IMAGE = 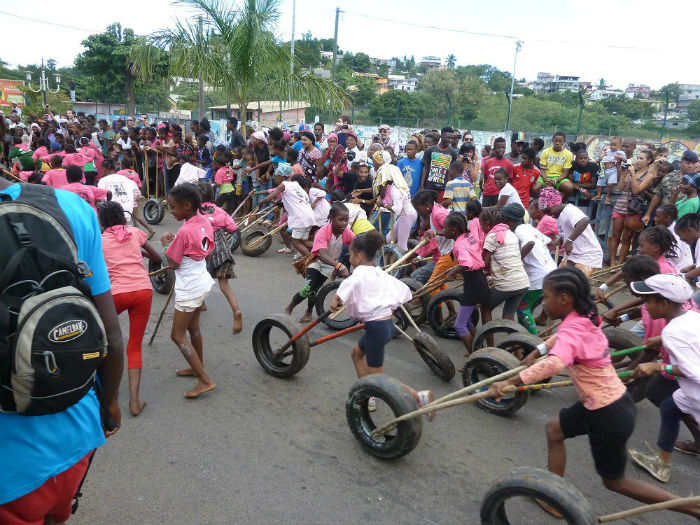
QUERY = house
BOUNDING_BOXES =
[625,84,651,99]
[387,75,418,92]
[676,84,700,113]
[589,89,624,101]
[533,72,581,93]
[352,72,390,94]
[418,56,441,69]
[208,101,310,126]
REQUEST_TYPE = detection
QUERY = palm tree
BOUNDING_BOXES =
[131,0,349,136]
[446,54,456,69]
[597,78,608,89]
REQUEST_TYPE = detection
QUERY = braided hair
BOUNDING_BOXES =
[479,207,504,229]
[676,212,700,233]
[543,267,599,324]
[444,212,468,235]
[168,183,205,214]
[639,225,677,259]
[97,200,127,229]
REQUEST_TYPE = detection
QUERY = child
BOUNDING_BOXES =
[176,153,207,187]
[628,274,700,489]
[538,187,603,276]
[213,156,236,213]
[511,147,540,207]
[198,182,243,334]
[493,167,524,211]
[285,202,353,323]
[8,137,35,171]
[499,203,556,335]
[196,135,213,181]
[672,173,700,219]
[117,156,142,187]
[61,165,110,212]
[308,180,330,229]
[330,230,434,411]
[42,155,67,188]
[161,184,216,398]
[98,158,142,226]
[286,148,303,177]
[654,205,693,272]
[480,137,513,207]
[594,137,626,205]
[567,148,598,202]
[487,268,699,520]
[442,160,475,214]
[397,140,423,197]
[673,213,700,286]
[444,213,488,356]
[98,201,161,416]
[539,131,573,192]
[479,207,529,330]
[373,162,417,253]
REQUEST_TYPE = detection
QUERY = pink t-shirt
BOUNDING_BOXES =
[657,255,677,275]
[60,183,109,211]
[215,167,235,185]
[416,203,452,261]
[202,202,237,233]
[101,226,151,295]
[117,169,142,187]
[42,169,68,188]
[165,213,214,263]
[32,146,48,161]
[468,217,484,248]
[41,151,67,164]
[311,223,355,255]
[521,311,626,410]
[536,214,559,240]
[452,232,485,271]
[63,153,89,168]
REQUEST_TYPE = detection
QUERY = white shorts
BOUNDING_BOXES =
[175,291,210,313]
[291,226,312,240]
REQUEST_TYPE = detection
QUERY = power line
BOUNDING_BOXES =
[0,10,94,33]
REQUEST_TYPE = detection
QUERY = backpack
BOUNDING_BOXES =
[0,184,107,415]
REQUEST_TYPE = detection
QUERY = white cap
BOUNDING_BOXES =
[630,274,693,304]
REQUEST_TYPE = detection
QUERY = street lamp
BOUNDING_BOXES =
[25,58,61,107]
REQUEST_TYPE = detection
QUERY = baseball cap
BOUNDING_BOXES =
[630,274,693,303]
[681,150,699,163]
[298,123,310,131]
[511,131,525,143]
[378,124,391,131]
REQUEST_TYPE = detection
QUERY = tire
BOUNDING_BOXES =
[480,466,597,525]
[315,280,358,331]
[229,229,241,253]
[603,326,643,353]
[241,229,272,257]
[251,314,311,378]
[346,374,422,460]
[462,347,528,416]
[473,319,529,351]
[413,332,455,381]
[375,244,403,277]
[425,288,462,339]
[143,198,165,225]
[495,333,543,358]
[400,277,429,326]
[148,256,174,295]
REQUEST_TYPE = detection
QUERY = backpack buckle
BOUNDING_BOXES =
[76,261,92,278]
[10,220,31,246]
[42,350,59,375]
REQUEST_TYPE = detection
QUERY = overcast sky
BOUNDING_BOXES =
[2,0,699,89]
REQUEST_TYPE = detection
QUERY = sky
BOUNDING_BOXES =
[2,0,699,90]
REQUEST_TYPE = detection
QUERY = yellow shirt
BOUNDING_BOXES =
[540,147,573,179]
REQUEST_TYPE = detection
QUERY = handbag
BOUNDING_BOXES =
[627,195,645,215]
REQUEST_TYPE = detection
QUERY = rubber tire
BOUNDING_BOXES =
[315,280,358,331]
[472,319,529,351]
[148,256,174,295]
[241,229,272,257]
[603,326,643,352]
[143,198,165,225]
[462,347,528,416]
[495,333,543,356]
[252,313,311,378]
[425,288,462,340]
[413,332,455,381]
[229,229,241,253]
[400,277,429,326]
[346,374,422,460]
[480,466,597,525]
[375,244,403,277]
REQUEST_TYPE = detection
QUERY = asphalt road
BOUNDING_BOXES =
[73,210,700,525]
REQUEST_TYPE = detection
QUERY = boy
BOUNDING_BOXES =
[397,140,423,197]
[672,173,700,219]
[481,137,514,207]
[42,156,68,188]
[567,148,599,202]
[593,137,626,205]
[511,147,541,206]
[629,274,700,483]
[61,165,110,212]
[539,132,573,190]
[286,147,303,177]
[442,161,475,214]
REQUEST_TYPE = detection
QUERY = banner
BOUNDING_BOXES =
[0,80,25,107]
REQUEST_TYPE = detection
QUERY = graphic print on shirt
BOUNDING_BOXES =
[427,151,452,187]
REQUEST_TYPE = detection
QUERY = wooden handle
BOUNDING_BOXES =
[148,265,173,277]
[598,496,700,523]
[384,238,428,274]
[246,221,288,250]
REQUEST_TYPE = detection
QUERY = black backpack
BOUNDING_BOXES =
[0,184,107,415]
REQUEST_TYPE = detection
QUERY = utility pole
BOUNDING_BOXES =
[331,8,340,81]
[198,16,204,120]
[661,90,670,140]
[505,40,522,132]
[576,88,585,136]
[289,0,296,109]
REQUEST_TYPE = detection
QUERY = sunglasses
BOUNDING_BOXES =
[463,137,473,141]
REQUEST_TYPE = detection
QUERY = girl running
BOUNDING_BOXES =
[373,160,417,253]
[285,202,353,323]
[98,201,161,416]
[161,184,216,398]
[198,182,243,335]
[488,267,699,520]
[330,230,434,411]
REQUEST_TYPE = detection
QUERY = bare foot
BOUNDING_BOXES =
[284,306,293,316]
[147,229,156,240]
[130,399,147,416]
[604,199,612,205]
[534,498,563,519]
[299,311,313,323]
[233,311,243,334]
[184,381,217,398]
[175,368,197,377]
[200,301,208,312]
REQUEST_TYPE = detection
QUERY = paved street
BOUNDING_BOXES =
[73,211,700,525]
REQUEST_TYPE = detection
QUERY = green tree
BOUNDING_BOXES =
[446,54,456,69]
[369,90,436,124]
[46,59,57,71]
[688,99,700,121]
[655,82,681,103]
[418,69,459,101]
[352,77,376,105]
[597,78,608,89]
[353,53,372,73]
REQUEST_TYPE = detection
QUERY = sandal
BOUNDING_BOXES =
[674,440,700,456]
[278,247,293,254]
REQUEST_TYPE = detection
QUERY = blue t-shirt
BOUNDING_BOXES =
[0,185,111,505]
[292,140,318,152]
[397,157,423,197]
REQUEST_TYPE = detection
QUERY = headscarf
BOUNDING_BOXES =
[373,150,391,167]
[105,225,132,243]
[538,187,562,210]
[373,162,410,196]
[326,132,338,143]
[501,202,525,225]
[251,130,267,144]
[275,162,292,178]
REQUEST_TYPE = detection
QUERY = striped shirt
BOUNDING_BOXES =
[443,178,475,213]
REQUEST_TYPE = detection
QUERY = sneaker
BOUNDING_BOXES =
[368,396,376,412]
[674,440,700,456]
[293,252,303,261]
[417,390,435,422]
[278,247,293,254]
[629,449,671,483]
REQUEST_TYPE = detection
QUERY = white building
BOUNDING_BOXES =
[387,75,417,92]
[677,83,700,113]
[533,72,581,93]
[418,56,442,69]
[589,89,624,101]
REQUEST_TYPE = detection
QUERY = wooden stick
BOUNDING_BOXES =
[590,263,623,279]
[148,284,174,346]
[245,221,288,250]
[412,278,450,300]
[597,496,700,523]
[148,265,173,277]
[1,167,23,183]
[537,321,561,338]
[230,192,252,219]
[596,282,626,303]
[411,265,452,295]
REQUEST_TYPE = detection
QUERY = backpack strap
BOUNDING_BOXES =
[11,184,75,241]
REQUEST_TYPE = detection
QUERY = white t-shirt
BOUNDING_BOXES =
[98,174,140,217]
[309,187,330,228]
[483,229,530,291]
[280,180,315,229]
[557,204,603,268]
[669,222,693,272]
[498,182,523,208]
[176,162,207,186]
[336,265,412,322]
[515,224,557,290]
[662,310,700,425]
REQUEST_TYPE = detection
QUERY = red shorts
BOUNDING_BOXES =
[611,210,641,221]
[0,452,93,525]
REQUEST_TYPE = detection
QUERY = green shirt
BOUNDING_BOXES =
[675,195,700,219]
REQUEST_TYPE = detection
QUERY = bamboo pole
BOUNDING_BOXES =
[597,496,700,523]
[148,284,174,346]
[245,221,288,250]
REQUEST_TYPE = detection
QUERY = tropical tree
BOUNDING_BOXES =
[132,0,349,136]
[446,54,456,69]
[597,78,608,89]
